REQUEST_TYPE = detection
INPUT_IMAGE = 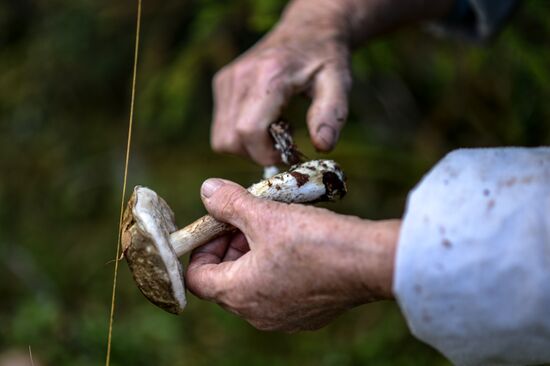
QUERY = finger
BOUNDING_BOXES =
[236,84,286,165]
[235,57,318,165]
[200,178,268,231]
[223,232,250,262]
[189,235,231,266]
[307,65,351,152]
[186,236,234,301]
[211,67,248,156]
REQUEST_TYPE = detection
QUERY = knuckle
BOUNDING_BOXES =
[232,61,254,82]
[259,54,286,73]
[210,133,223,152]
[250,320,279,332]
[235,121,260,140]
[210,139,226,154]
[211,131,240,154]
[257,57,288,91]
[212,67,229,89]
[219,284,256,316]
[260,62,284,80]
[248,316,294,332]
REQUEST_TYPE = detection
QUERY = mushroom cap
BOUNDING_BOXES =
[248,160,347,203]
[122,186,186,314]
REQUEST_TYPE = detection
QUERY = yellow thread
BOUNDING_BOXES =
[105,1,142,365]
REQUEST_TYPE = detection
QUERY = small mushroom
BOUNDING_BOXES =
[122,160,346,314]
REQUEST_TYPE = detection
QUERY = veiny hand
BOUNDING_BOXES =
[210,0,455,165]
[186,178,400,332]
[211,2,353,165]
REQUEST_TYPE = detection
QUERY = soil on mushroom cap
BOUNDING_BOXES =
[290,171,309,187]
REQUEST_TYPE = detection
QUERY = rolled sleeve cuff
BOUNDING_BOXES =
[394,147,550,366]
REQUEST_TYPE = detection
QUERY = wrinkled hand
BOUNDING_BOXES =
[186,178,400,332]
[210,0,456,165]
[211,2,353,165]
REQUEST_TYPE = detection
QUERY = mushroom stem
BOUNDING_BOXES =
[169,159,346,256]
[170,215,233,256]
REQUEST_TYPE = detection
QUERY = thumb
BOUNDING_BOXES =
[200,178,257,230]
[307,65,351,152]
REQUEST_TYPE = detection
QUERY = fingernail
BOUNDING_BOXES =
[201,179,225,198]
[317,124,336,150]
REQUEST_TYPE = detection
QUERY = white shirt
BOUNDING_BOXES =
[394,148,550,365]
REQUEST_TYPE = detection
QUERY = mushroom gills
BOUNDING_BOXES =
[122,187,186,314]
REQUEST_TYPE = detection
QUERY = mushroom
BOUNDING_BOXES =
[122,159,346,314]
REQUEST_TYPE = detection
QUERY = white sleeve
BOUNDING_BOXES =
[394,147,550,366]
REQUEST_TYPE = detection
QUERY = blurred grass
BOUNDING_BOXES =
[0,1,548,365]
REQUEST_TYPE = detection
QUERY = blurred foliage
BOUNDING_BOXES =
[0,0,549,365]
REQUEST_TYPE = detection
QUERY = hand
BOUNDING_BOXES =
[211,1,353,165]
[186,178,400,332]
[210,0,455,165]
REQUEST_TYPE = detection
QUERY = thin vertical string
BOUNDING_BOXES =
[105,1,142,365]
[28,345,34,366]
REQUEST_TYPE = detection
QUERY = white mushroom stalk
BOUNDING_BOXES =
[122,159,346,314]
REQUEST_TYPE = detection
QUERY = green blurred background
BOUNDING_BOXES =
[0,1,548,365]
